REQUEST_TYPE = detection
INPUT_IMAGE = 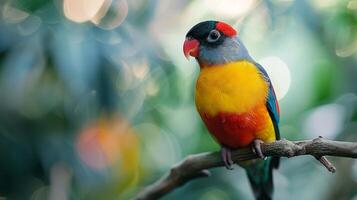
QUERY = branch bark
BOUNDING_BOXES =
[134,138,357,200]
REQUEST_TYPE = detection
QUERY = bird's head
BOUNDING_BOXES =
[183,20,252,66]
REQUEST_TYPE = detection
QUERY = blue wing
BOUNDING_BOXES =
[255,63,280,139]
[255,63,281,169]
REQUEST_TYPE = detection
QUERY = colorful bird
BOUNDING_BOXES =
[183,21,280,200]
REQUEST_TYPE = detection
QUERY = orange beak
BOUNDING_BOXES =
[183,38,200,59]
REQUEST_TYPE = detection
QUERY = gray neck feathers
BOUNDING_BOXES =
[198,36,254,66]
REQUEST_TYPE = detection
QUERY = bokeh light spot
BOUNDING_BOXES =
[76,116,139,170]
[146,80,160,96]
[203,0,256,18]
[303,104,346,138]
[259,56,291,100]
[63,0,106,23]
[312,0,338,8]
[91,0,128,30]
[17,15,42,36]
[48,163,72,200]
[132,59,149,80]
[2,3,30,24]
[348,0,357,9]
[336,40,357,58]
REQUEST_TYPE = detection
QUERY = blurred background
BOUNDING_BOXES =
[0,0,357,199]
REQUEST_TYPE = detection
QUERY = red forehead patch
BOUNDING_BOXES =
[216,22,237,37]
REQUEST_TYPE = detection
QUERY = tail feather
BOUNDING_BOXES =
[246,158,274,200]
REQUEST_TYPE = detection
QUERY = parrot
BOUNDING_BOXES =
[183,21,280,200]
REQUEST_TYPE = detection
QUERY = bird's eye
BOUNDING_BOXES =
[207,30,221,43]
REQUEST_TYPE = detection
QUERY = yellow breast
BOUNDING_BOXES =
[195,61,269,116]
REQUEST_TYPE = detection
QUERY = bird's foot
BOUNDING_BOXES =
[221,146,234,170]
[252,139,266,160]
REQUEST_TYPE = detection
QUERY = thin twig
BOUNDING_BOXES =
[134,137,357,200]
[315,156,336,173]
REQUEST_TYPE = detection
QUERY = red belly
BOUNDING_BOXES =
[200,106,269,149]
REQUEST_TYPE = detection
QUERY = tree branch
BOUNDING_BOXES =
[134,138,357,200]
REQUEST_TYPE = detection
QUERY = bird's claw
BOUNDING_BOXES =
[221,147,234,170]
[252,139,266,159]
